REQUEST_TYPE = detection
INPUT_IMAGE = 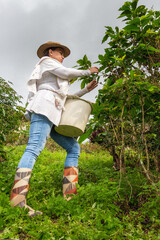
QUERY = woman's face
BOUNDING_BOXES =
[49,47,65,63]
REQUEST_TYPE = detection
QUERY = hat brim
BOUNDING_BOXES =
[37,41,71,58]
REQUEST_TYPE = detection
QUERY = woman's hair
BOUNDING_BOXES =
[43,47,57,56]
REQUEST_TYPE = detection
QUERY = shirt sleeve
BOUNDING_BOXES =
[73,87,88,97]
[49,65,91,80]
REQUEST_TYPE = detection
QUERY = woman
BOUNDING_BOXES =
[10,41,98,216]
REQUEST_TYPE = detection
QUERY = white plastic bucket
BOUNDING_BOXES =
[55,95,92,137]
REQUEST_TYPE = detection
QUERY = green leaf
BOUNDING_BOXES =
[153,62,160,67]
[116,78,123,84]
[83,54,88,64]
[81,80,86,89]
[102,26,115,43]
[148,86,159,92]
[119,2,131,12]
[128,17,140,25]
[118,11,132,20]
[147,46,160,53]
[124,24,140,32]
[78,127,93,144]
[105,26,115,34]
[131,0,138,10]
[112,55,126,62]
[102,34,110,43]
[106,79,114,86]
[98,55,105,61]
[76,59,84,66]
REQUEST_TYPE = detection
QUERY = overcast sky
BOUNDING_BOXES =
[0,0,159,106]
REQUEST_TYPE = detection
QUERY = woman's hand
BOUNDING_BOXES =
[89,67,99,74]
[87,79,98,92]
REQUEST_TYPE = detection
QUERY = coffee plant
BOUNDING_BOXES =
[0,77,23,160]
[77,0,160,184]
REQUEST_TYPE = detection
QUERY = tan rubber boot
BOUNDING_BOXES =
[63,166,78,201]
[10,168,42,217]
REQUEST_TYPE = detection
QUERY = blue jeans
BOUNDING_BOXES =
[18,113,80,169]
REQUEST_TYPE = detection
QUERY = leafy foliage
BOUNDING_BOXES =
[73,54,101,89]
[0,145,160,239]
[77,0,160,183]
[0,77,24,159]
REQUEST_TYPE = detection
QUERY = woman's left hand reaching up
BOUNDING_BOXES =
[87,79,98,92]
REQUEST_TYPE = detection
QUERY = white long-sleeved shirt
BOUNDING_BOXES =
[25,57,91,126]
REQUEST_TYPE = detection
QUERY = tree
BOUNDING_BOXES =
[76,0,160,182]
[0,77,23,160]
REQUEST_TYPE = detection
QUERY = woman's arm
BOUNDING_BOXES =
[73,80,98,97]
[73,87,88,97]
[50,65,91,80]
[47,59,98,80]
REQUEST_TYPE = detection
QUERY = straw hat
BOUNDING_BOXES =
[37,41,71,58]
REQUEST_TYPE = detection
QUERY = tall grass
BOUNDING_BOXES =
[0,143,160,239]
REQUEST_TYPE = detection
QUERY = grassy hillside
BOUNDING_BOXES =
[0,143,160,239]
